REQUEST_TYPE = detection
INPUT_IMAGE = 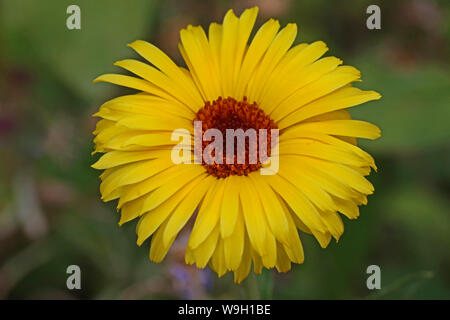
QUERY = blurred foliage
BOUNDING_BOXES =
[0,0,449,299]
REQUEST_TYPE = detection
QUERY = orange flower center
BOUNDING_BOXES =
[194,96,278,178]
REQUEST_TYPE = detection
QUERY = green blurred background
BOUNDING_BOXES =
[0,0,449,299]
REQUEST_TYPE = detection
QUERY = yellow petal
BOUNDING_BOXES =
[320,210,344,240]
[123,132,191,148]
[220,176,241,238]
[223,210,245,270]
[266,174,327,233]
[333,196,360,219]
[279,155,357,200]
[180,25,220,101]
[233,236,252,283]
[302,157,374,195]
[127,40,204,108]
[92,149,168,170]
[94,74,175,102]
[210,239,228,277]
[163,175,215,246]
[114,59,198,111]
[208,22,223,97]
[220,9,240,97]
[140,164,206,213]
[275,242,292,273]
[178,43,207,102]
[278,87,381,129]
[97,94,194,120]
[271,66,361,121]
[247,23,297,103]
[239,177,267,256]
[280,129,377,169]
[259,41,328,111]
[288,120,381,140]
[119,195,145,226]
[251,249,263,274]
[136,174,206,245]
[249,173,290,244]
[281,206,304,264]
[278,139,370,167]
[261,226,277,269]
[118,164,190,207]
[149,219,173,262]
[192,224,220,268]
[277,161,336,213]
[261,56,342,114]
[93,119,114,135]
[100,158,173,199]
[234,18,280,100]
[117,114,193,132]
[231,7,259,95]
[188,179,225,249]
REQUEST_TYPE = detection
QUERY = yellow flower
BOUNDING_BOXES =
[92,7,381,283]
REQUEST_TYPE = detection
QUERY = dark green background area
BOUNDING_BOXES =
[0,0,449,299]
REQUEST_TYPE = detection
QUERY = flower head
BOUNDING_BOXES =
[92,7,381,283]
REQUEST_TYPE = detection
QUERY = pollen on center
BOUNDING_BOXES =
[193,96,278,178]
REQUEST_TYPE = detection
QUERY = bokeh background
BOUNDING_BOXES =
[1,0,449,299]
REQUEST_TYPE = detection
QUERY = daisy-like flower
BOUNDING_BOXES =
[92,7,381,283]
